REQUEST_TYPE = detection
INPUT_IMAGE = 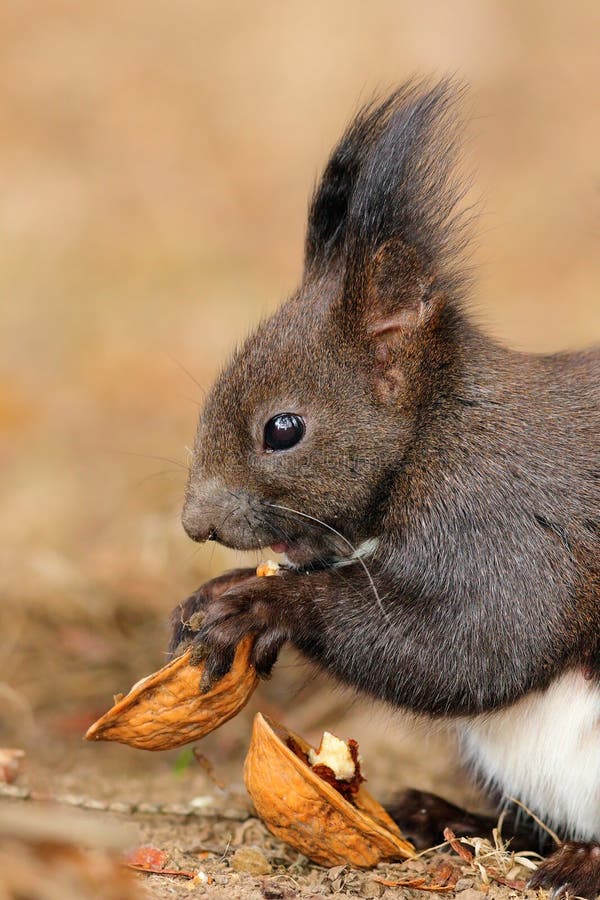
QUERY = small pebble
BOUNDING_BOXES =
[0,784,30,799]
[261,883,285,899]
[231,847,272,875]
[79,798,108,811]
[454,878,475,890]
[360,881,384,898]
[327,865,346,880]
[456,888,485,900]
[136,802,160,814]
[222,808,251,820]
[161,803,192,816]
[189,795,216,809]
[56,793,85,807]
[107,801,133,815]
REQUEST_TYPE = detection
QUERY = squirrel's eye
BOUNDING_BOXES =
[264,413,305,452]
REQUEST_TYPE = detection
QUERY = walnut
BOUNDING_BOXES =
[244,713,415,867]
[85,562,286,750]
[85,636,257,751]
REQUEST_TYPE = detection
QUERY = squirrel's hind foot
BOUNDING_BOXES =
[386,788,497,850]
[528,841,600,900]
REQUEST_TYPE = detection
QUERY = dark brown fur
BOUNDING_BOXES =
[171,80,600,895]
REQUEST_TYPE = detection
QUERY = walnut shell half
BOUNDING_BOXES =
[85,636,257,751]
[244,713,415,867]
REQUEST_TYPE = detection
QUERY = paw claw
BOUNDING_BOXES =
[167,568,257,658]
[549,884,575,900]
[252,631,285,678]
[199,646,235,692]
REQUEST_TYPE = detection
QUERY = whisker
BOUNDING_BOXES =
[164,352,207,399]
[129,468,186,489]
[268,503,388,620]
[113,450,190,471]
[217,504,241,533]
[241,511,261,548]
[269,520,295,546]
[180,542,205,568]
[267,509,343,575]
[268,508,366,584]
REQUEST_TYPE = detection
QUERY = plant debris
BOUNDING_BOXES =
[444,827,541,889]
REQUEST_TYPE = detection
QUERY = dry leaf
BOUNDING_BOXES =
[124,845,197,878]
[125,846,168,870]
[0,748,25,784]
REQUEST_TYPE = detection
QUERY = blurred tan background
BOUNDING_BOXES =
[0,0,599,802]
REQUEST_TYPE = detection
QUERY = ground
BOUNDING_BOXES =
[1,753,543,900]
[1,611,542,900]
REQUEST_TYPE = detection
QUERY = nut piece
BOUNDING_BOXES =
[85,636,257,751]
[308,731,362,782]
[256,560,280,577]
[244,713,414,868]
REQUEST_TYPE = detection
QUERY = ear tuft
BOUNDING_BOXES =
[337,79,472,332]
[304,108,374,272]
[304,83,461,275]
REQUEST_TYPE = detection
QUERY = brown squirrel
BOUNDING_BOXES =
[169,80,600,897]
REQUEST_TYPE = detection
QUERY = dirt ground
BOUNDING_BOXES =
[0,777,542,900]
[1,614,541,900]
[1,731,541,900]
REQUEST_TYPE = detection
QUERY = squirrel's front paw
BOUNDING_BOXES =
[194,578,289,688]
[528,842,600,899]
[168,567,257,659]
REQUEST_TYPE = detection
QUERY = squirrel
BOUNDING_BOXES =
[169,80,600,898]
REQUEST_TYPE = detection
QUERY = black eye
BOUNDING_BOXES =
[264,413,305,452]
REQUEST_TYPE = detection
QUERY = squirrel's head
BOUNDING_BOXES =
[183,79,470,567]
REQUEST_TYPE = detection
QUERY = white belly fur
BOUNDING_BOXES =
[456,671,600,840]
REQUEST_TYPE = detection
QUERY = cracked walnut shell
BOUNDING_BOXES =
[244,713,415,867]
[85,636,258,751]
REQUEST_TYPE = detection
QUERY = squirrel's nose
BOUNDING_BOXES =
[181,478,227,543]
[181,508,216,543]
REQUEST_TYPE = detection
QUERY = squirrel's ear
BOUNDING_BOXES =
[363,239,438,338]
[341,239,445,402]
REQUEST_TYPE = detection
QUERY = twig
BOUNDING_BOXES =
[375,878,456,892]
[506,796,561,846]
[126,864,197,879]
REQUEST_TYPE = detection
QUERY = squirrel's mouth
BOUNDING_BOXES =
[269,537,380,570]
[268,539,337,569]
[270,542,289,555]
